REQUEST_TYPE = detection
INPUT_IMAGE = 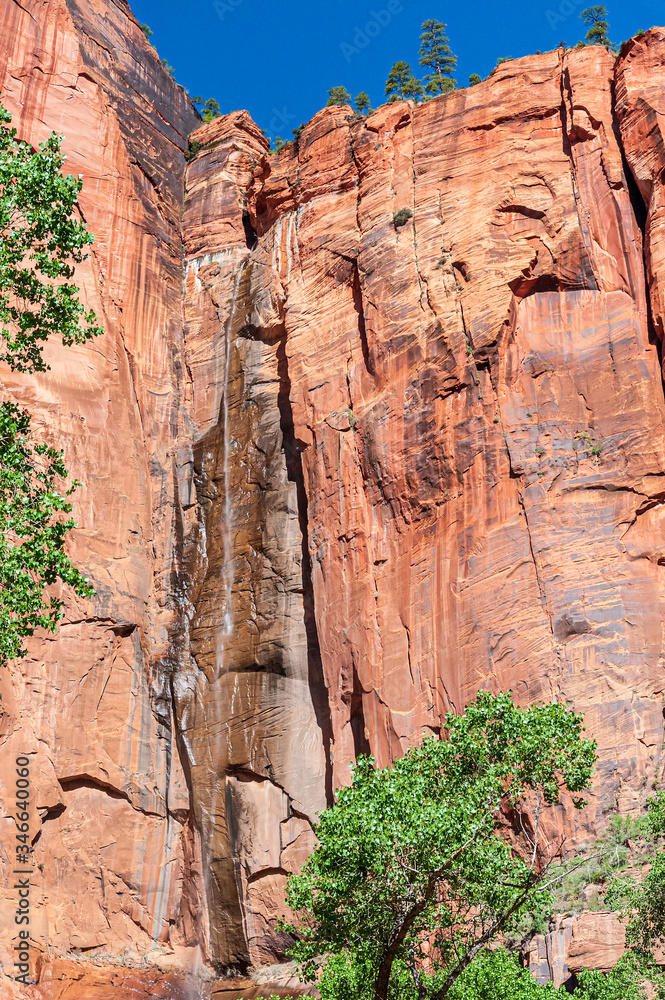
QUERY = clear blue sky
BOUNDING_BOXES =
[130,0,663,139]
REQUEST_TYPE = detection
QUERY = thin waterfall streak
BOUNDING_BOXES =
[216,262,246,678]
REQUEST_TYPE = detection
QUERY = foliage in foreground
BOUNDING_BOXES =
[0,105,102,372]
[249,951,648,1000]
[0,98,99,664]
[0,403,93,664]
[605,790,665,970]
[280,691,597,1000]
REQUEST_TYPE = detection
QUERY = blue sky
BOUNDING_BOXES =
[130,0,663,140]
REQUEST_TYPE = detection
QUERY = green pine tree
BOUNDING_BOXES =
[580,5,611,45]
[419,19,457,95]
[140,23,153,40]
[385,62,423,103]
[192,97,222,121]
[469,73,481,86]
[403,75,425,102]
[354,91,371,114]
[326,86,352,107]
[273,136,287,152]
[202,98,221,122]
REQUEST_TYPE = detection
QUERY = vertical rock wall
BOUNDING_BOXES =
[179,35,665,969]
[2,5,665,988]
[0,0,204,979]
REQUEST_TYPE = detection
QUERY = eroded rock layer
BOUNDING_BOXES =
[1,4,665,993]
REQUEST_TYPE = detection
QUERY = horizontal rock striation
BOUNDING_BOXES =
[1,7,665,993]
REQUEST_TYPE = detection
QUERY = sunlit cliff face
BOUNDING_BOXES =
[2,0,665,988]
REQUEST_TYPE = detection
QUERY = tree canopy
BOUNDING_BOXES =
[282,691,597,1000]
[0,99,99,666]
[326,86,351,107]
[580,6,611,46]
[419,20,457,95]
[0,105,102,373]
[385,62,423,103]
[192,96,222,121]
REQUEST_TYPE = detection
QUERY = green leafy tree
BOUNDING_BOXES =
[0,403,93,664]
[580,6,611,46]
[259,951,645,1000]
[326,86,352,107]
[469,73,482,86]
[606,791,665,974]
[0,109,102,372]
[0,99,99,665]
[282,691,597,1000]
[354,92,372,115]
[385,62,423,103]
[418,19,457,95]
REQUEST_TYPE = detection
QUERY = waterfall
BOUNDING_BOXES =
[216,261,245,679]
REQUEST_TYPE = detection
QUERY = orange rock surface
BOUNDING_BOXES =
[1,1,665,993]
[0,0,204,990]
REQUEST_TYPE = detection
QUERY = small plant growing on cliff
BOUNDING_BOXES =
[160,57,175,79]
[392,208,413,229]
[580,6,612,46]
[280,690,596,1000]
[184,138,201,161]
[0,99,100,666]
[326,86,352,107]
[272,136,287,152]
[469,73,482,86]
[140,22,153,40]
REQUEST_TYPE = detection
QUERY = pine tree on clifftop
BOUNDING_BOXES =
[385,62,423,103]
[580,5,611,46]
[419,19,457,94]
[326,86,352,107]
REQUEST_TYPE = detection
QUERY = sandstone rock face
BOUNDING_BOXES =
[179,36,665,971]
[2,5,665,994]
[0,0,203,988]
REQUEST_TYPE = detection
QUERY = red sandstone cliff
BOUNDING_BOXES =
[2,2,665,994]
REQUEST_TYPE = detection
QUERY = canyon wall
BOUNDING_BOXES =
[1,1,665,993]
[0,0,204,984]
